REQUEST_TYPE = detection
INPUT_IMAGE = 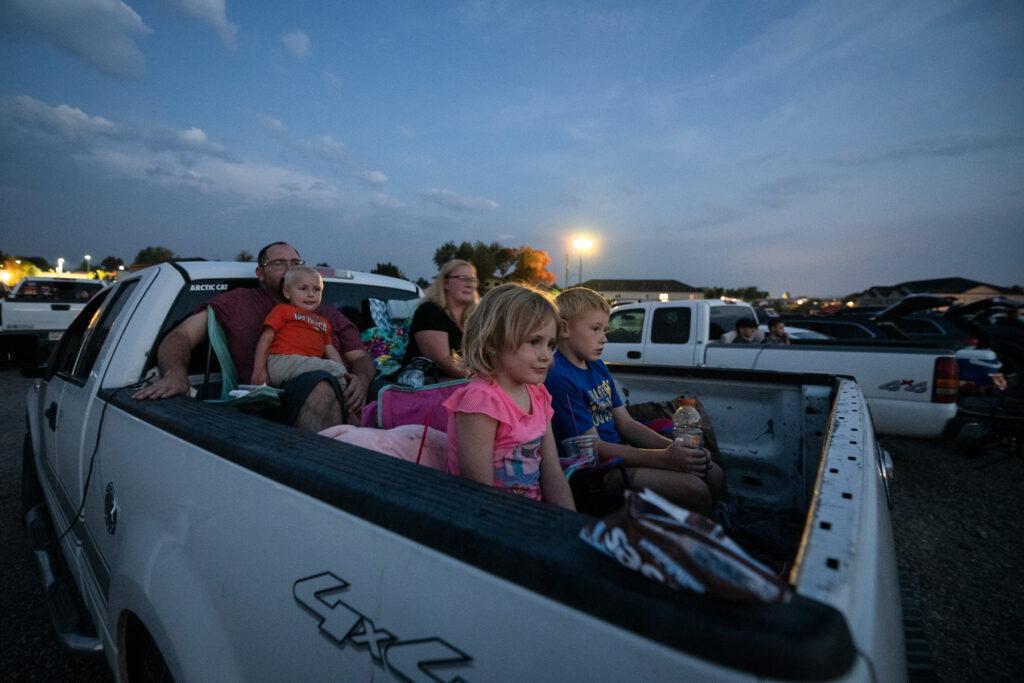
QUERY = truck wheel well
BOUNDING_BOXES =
[120,612,173,682]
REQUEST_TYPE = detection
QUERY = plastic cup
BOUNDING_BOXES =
[560,435,597,469]
[674,427,703,449]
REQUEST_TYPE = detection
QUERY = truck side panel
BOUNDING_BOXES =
[706,343,957,437]
[96,405,778,681]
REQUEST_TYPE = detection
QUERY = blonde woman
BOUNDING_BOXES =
[403,259,478,379]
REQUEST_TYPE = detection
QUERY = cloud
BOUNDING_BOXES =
[397,125,416,139]
[282,30,311,59]
[297,135,345,163]
[830,130,1024,166]
[164,0,238,47]
[370,193,403,209]
[322,70,341,87]
[3,95,115,141]
[420,188,499,213]
[260,115,286,134]
[751,172,841,209]
[2,94,235,162]
[0,0,151,79]
[356,170,388,186]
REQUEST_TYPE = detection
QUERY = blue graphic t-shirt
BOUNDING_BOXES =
[545,350,623,454]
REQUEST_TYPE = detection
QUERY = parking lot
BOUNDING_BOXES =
[0,365,1020,680]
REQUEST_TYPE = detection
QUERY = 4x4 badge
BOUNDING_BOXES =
[294,572,472,681]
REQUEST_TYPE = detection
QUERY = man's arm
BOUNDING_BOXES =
[341,348,375,414]
[132,309,208,399]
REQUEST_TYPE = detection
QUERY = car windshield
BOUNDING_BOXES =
[11,279,103,303]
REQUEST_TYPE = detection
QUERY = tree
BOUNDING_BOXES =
[236,250,254,262]
[508,245,556,288]
[100,256,124,271]
[432,240,520,283]
[371,261,407,280]
[19,256,51,271]
[134,246,177,266]
[415,277,430,289]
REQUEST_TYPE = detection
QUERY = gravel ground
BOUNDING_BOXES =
[883,433,1024,681]
[0,366,112,681]
[1,363,1020,680]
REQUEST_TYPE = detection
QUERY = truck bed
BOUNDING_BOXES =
[85,379,858,680]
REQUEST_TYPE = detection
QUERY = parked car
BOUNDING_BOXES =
[947,297,1024,385]
[0,276,105,362]
[783,295,1005,395]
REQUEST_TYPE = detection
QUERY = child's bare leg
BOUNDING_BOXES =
[705,461,727,502]
[627,468,712,514]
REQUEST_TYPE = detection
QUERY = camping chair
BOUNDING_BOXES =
[366,378,471,431]
[200,306,283,408]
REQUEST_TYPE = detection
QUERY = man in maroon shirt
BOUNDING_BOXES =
[133,242,374,432]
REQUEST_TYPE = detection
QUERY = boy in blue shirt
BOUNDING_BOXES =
[545,288,725,513]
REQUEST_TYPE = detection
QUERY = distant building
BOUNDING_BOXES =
[578,279,702,303]
[858,277,1024,306]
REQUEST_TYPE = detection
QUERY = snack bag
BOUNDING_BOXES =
[579,489,790,603]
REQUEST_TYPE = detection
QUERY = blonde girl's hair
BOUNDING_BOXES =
[423,259,479,325]
[555,287,610,323]
[462,283,560,377]
[282,265,323,288]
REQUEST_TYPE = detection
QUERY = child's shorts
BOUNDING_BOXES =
[267,354,349,389]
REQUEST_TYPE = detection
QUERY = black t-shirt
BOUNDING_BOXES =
[404,301,463,363]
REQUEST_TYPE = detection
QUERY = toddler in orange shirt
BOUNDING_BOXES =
[251,266,349,390]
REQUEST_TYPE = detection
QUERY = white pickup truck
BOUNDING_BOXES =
[1,276,105,361]
[22,261,906,681]
[603,300,961,438]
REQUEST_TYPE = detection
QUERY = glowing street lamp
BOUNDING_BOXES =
[57,257,65,274]
[571,237,593,286]
[84,254,92,273]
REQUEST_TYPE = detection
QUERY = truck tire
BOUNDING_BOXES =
[21,432,45,525]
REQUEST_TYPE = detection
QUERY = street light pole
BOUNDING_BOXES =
[84,254,92,274]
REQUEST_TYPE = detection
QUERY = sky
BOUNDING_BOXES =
[0,0,1021,296]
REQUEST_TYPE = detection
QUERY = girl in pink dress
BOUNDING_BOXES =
[443,284,575,510]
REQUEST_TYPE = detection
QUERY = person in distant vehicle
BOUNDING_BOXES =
[721,317,765,344]
[133,241,374,431]
[763,317,791,345]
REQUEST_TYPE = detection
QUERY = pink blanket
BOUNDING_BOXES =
[318,424,448,471]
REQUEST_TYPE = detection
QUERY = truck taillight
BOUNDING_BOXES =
[932,357,959,403]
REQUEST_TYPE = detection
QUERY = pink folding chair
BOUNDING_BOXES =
[362,379,470,432]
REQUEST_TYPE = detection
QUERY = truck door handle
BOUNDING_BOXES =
[627,351,641,359]
[50,304,71,311]
[45,402,58,431]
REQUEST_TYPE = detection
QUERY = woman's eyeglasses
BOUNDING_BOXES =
[261,259,306,270]
[446,275,478,284]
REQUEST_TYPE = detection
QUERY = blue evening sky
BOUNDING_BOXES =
[1,0,1021,295]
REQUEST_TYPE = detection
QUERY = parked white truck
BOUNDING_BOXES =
[22,261,906,681]
[1,276,104,361]
[602,299,962,438]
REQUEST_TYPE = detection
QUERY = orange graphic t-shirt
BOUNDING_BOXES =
[264,304,334,358]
